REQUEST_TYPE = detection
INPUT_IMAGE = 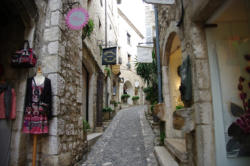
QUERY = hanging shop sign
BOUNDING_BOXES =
[66,8,89,30]
[112,64,120,75]
[102,47,117,65]
[144,0,175,4]
[137,45,153,63]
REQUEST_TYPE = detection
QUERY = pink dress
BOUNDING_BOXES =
[23,80,48,134]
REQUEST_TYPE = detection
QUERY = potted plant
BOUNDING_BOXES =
[104,67,111,78]
[102,107,113,120]
[118,101,122,109]
[121,94,130,103]
[132,96,139,105]
[110,100,118,111]
[82,19,94,40]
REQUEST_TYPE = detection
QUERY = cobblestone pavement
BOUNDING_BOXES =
[80,105,158,166]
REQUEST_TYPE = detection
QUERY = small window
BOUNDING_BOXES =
[100,0,103,6]
[117,0,122,4]
[127,54,131,69]
[127,33,131,45]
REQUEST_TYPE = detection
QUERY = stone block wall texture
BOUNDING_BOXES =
[157,0,224,165]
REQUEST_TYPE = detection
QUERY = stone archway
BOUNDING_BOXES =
[123,81,133,105]
[162,32,184,138]
[168,35,184,112]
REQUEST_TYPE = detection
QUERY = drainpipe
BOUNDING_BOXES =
[154,5,163,103]
[105,0,107,47]
[105,0,109,107]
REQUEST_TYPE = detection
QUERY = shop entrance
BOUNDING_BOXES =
[168,35,183,113]
[164,33,184,138]
[82,64,89,122]
[206,0,250,165]
[123,81,133,105]
[96,72,104,127]
[0,0,37,165]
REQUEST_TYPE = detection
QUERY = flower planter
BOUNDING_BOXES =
[133,100,138,105]
[173,107,194,132]
[103,112,110,120]
[154,103,165,121]
[122,98,128,103]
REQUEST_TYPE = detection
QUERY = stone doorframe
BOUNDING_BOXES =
[82,47,98,129]
[161,21,216,166]
[161,31,184,139]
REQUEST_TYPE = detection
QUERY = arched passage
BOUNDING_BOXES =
[168,35,184,111]
[123,81,133,105]
[163,32,184,138]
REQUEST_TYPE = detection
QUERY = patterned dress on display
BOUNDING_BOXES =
[23,79,49,134]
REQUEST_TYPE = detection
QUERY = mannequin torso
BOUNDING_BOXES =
[34,72,45,86]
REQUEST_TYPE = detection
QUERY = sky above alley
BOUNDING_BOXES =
[118,0,147,37]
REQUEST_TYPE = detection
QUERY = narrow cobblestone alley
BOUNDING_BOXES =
[79,106,158,166]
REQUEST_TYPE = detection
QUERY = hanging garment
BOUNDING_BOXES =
[0,83,16,166]
[0,83,16,119]
[23,77,52,134]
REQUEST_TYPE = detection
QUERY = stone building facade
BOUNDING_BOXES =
[117,7,145,105]
[0,0,120,165]
[156,0,250,165]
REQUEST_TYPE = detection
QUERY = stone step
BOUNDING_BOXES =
[87,132,103,151]
[154,146,179,166]
[95,127,103,132]
[165,138,188,163]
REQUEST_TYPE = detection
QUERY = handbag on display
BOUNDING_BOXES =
[11,40,37,68]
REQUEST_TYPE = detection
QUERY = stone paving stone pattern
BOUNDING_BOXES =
[80,106,158,166]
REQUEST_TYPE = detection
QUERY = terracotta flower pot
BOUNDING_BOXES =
[154,103,165,121]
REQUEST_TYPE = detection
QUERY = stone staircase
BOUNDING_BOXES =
[154,146,179,166]
[154,138,188,166]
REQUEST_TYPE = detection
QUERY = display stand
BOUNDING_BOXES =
[32,134,37,166]
[32,66,44,166]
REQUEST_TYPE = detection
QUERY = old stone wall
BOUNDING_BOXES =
[2,0,119,165]
[158,0,218,165]
[30,0,86,165]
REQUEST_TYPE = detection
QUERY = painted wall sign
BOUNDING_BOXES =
[144,0,175,4]
[66,8,89,30]
[102,47,117,65]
